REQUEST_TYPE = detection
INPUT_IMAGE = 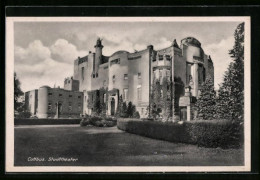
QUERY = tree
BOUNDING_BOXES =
[127,101,136,117]
[196,77,216,120]
[216,22,244,122]
[14,72,24,112]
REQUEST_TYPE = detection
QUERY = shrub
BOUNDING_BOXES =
[104,120,117,127]
[80,116,117,127]
[16,111,31,119]
[117,119,243,148]
[80,118,91,127]
[133,111,140,119]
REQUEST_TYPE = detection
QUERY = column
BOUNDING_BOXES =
[193,63,199,97]
[107,96,111,116]
[187,105,191,121]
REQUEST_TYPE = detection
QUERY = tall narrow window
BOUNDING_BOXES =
[123,89,128,101]
[48,102,52,110]
[78,103,81,111]
[103,80,107,87]
[138,72,141,79]
[113,75,116,83]
[81,67,85,80]
[124,74,128,80]
[137,87,142,101]
[166,70,171,81]
[68,102,72,111]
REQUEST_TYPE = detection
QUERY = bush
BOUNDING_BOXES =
[80,116,117,127]
[80,118,91,126]
[133,111,140,119]
[117,119,243,148]
[16,111,31,119]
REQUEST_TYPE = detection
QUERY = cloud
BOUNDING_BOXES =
[154,37,172,50]
[50,39,88,63]
[14,40,51,65]
[14,39,82,92]
[204,36,234,89]
[15,58,73,92]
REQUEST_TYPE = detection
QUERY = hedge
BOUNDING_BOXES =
[117,119,243,148]
[15,118,81,125]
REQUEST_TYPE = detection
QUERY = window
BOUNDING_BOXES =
[69,95,72,98]
[166,55,171,61]
[137,87,142,101]
[112,75,116,83]
[81,67,85,80]
[124,74,128,80]
[159,55,163,60]
[110,58,120,66]
[48,102,52,110]
[59,94,62,97]
[166,70,171,81]
[103,80,107,87]
[78,96,81,99]
[68,102,72,111]
[138,72,141,79]
[48,93,52,96]
[78,103,81,111]
[123,89,128,101]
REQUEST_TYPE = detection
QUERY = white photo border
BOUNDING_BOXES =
[5,16,251,172]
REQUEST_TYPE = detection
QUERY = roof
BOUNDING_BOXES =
[78,55,88,64]
[181,37,201,47]
[101,55,109,64]
[110,50,129,57]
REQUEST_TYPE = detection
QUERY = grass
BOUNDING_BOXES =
[14,125,244,166]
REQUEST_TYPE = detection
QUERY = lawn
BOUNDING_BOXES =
[14,125,244,166]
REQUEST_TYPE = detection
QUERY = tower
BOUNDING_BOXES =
[93,38,103,77]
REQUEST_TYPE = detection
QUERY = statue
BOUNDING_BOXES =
[96,37,103,46]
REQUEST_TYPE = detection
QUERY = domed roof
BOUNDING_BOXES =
[181,37,201,47]
[110,50,129,57]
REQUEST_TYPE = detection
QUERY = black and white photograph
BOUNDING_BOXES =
[5,16,251,172]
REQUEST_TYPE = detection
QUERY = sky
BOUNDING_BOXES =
[14,21,242,92]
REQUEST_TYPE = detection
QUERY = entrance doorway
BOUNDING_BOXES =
[111,98,115,115]
[180,107,187,121]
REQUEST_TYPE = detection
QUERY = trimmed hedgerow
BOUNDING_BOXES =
[117,119,243,148]
[15,118,82,125]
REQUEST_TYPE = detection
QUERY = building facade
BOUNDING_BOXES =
[25,83,83,119]
[25,37,214,120]
[73,37,214,120]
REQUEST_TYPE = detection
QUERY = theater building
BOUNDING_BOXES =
[73,37,214,120]
[25,37,214,120]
